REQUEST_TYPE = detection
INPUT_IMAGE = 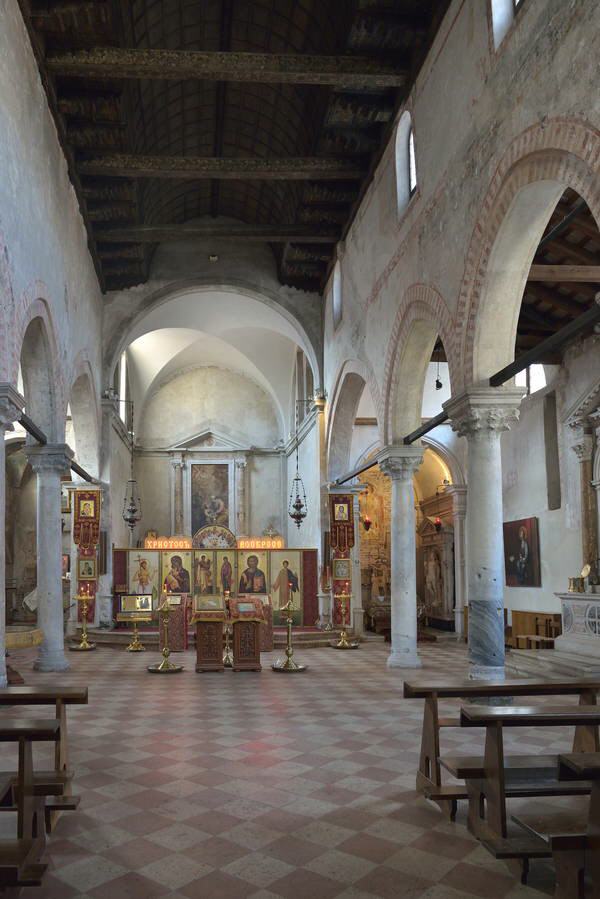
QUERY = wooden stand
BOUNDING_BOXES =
[195,620,224,672]
[232,620,261,671]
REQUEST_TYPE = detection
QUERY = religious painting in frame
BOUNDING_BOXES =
[193,550,215,596]
[121,594,153,613]
[161,551,193,594]
[238,550,269,595]
[333,558,351,581]
[503,516,541,587]
[329,494,355,552]
[62,553,70,578]
[128,550,160,602]
[270,549,303,625]
[215,550,236,596]
[191,464,230,534]
[78,557,96,581]
[60,482,72,514]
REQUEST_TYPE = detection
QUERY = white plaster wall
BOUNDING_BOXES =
[0,1,102,432]
[323,0,600,428]
[248,455,283,537]
[286,418,321,551]
[134,455,172,538]
[138,366,281,449]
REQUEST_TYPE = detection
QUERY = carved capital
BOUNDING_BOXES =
[235,459,247,471]
[0,384,25,430]
[25,443,73,475]
[444,386,522,440]
[376,445,423,481]
[572,432,594,463]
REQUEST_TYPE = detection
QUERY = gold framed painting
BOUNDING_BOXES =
[161,551,192,594]
[238,551,268,595]
[270,549,302,625]
[120,594,153,613]
[333,558,351,581]
[128,550,160,601]
[215,550,236,595]
[78,557,97,581]
[194,551,215,595]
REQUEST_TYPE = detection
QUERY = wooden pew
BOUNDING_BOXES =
[403,678,600,820]
[458,705,600,882]
[0,687,88,831]
[511,753,600,899]
[0,719,60,890]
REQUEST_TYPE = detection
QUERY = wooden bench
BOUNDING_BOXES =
[0,687,87,832]
[459,705,600,883]
[0,719,60,891]
[403,678,600,820]
[511,752,600,899]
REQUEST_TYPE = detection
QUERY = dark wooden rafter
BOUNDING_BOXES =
[78,154,368,180]
[94,224,340,243]
[45,47,409,88]
[528,265,600,282]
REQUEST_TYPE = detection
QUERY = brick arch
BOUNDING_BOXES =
[382,284,456,444]
[458,118,600,387]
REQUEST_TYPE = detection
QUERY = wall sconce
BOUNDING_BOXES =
[434,517,442,532]
[362,515,372,532]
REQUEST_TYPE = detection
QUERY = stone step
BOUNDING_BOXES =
[78,627,364,651]
[506,648,600,679]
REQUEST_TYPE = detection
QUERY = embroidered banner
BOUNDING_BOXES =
[73,489,101,548]
[329,495,355,552]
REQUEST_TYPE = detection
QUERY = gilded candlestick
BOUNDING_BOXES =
[272,600,307,672]
[70,589,96,651]
[331,592,359,650]
[148,599,183,673]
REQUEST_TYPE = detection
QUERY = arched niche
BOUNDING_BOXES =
[68,368,100,478]
[19,315,60,442]
[327,360,380,482]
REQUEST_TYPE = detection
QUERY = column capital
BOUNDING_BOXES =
[376,445,423,481]
[0,384,25,429]
[235,458,248,470]
[25,443,73,474]
[571,432,594,463]
[443,385,522,439]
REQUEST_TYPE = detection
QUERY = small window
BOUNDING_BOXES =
[491,0,524,47]
[332,261,342,330]
[395,110,416,216]
[408,128,417,196]
[515,364,546,396]
[118,351,127,423]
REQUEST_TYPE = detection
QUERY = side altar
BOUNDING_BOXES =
[112,528,318,630]
[555,591,600,658]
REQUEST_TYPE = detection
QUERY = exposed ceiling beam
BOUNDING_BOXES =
[524,283,583,317]
[94,223,340,243]
[528,265,600,282]
[544,237,599,267]
[46,48,408,89]
[519,304,557,332]
[78,154,366,181]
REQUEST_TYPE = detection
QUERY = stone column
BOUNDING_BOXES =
[444,386,522,680]
[571,421,598,570]
[171,456,185,534]
[24,444,73,672]
[235,459,247,535]
[447,485,467,635]
[0,385,26,687]
[376,446,424,668]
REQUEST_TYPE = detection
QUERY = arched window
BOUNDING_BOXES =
[332,260,342,330]
[395,111,417,216]
[491,0,525,48]
[118,351,128,423]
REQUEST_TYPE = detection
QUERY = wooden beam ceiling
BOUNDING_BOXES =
[95,224,340,243]
[46,47,409,89]
[78,154,367,181]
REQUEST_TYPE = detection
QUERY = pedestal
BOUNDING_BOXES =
[195,621,224,672]
[233,620,261,671]
[159,594,189,651]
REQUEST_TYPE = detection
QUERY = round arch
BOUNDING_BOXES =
[67,353,100,477]
[382,284,456,444]
[326,359,382,481]
[104,281,322,392]
[458,119,600,386]
[16,296,64,443]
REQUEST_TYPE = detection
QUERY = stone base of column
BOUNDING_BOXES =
[34,649,70,673]
[387,638,421,669]
[454,608,464,636]
[0,675,7,689]
[468,598,505,678]
[352,608,364,636]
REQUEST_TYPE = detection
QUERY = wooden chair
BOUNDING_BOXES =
[0,687,87,831]
[403,678,600,821]
[0,719,60,891]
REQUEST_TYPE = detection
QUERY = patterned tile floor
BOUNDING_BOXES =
[0,640,578,898]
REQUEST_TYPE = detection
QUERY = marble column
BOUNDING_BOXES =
[0,385,26,688]
[25,444,73,672]
[571,420,599,571]
[447,485,467,635]
[171,456,185,534]
[235,459,247,535]
[376,445,424,668]
[444,386,522,680]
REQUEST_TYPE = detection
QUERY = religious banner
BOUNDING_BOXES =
[77,546,97,622]
[329,494,355,552]
[73,489,101,548]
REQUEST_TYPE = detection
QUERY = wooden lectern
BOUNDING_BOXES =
[192,595,227,673]
[229,597,263,672]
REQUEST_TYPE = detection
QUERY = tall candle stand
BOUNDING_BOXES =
[70,586,96,651]
[331,592,359,650]
[127,616,152,652]
[272,600,307,672]
[148,600,183,673]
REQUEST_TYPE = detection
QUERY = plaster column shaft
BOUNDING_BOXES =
[25,444,73,672]
[235,460,247,535]
[377,446,424,668]
[172,458,185,534]
[571,426,598,568]
[444,387,522,680]
[448,486,467,636]
[0,386,26,688]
